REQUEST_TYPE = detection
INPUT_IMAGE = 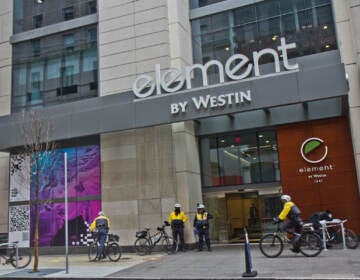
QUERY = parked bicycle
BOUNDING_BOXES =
[134,221,178,255]
[304,219,359,249]
[88,233,122,262]
[259,221,322,258]
[0,242,32,268]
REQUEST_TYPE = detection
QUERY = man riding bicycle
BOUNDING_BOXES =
[90,211,111,260]
[273,194,303,253]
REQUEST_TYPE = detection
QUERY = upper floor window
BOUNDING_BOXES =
[191,0,336,75]
[63,6,74,21]
[33,14,43,28]
[12,25,98,112]
[63,34,75,52]
[190,0,226,9]
[88,1,97,14]
[14,0,97,33]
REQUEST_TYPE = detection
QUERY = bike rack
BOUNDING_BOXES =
[0,242,19,268]
[319,219,347,251]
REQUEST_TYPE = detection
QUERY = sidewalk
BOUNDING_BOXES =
[0,244,359,279]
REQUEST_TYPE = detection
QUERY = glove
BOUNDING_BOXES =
[272,217,280,224]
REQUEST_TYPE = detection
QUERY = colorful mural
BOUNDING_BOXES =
[9,144,101,247]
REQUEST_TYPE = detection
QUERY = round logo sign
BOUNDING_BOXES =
[300,137,328,164]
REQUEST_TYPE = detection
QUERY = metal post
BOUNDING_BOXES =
[340,221,346,250]
[321,221,327,251]
[64,152,69,273]
[15,243,18,268]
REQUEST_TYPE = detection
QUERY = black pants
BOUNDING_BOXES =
[282,218,303,249]
[172,227,185,251]
[198,227,210,250]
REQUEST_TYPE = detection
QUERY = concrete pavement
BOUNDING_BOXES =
[0,244,359,279]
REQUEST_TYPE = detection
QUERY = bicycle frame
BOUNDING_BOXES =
[304,219,347,250]
[0,242,19,268]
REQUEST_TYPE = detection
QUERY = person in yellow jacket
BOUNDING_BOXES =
[90,211,111,260]
[193,203,213,252]
[273,194,303,253]
[168,203,188,252]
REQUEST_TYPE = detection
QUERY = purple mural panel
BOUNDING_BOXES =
[30,200,101,246]
[31,145,100,201]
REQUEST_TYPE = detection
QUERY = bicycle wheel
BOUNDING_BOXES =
[259,234,283,258]
[10,248,32,268]
[299,232,322,257]
[134,237,150,255]
[107,242,122,261]
[335,228,359,249]
[161,237,178,254]
[88,242,98,261]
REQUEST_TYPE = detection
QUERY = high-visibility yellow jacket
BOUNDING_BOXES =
[90,215,111,232]
[278,201,301,221]
[168,211,188,228]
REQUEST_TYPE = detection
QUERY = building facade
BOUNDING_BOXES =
[0,0,359,248]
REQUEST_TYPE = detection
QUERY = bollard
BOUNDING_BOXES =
[242,227,257,277]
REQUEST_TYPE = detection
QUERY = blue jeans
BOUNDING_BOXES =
[97,229,108,258]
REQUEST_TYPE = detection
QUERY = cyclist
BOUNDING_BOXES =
[168,203,188,252]
[273,194,303,253]
[308,210,333,233]
[193,203,213,252]
[90,211,111,260]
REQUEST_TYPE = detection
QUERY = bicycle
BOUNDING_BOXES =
[259,221,322,258]
[134,221,178,255]
[0,242,32,268]
[88,233,122,262]
[304,219,359,249]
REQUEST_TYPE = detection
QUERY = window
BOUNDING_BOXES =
[200,130,280,187]
[191,0,337,68]
[31,39,41,57]
[88,1,97,14]
[33,14,43,28]
[12,25,98,112]
[63,6,74,20]
[63,34,75,52]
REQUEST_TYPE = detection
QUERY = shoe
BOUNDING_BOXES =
[207,248,212,252]
[197,248,203,252]
[290,248,300,253]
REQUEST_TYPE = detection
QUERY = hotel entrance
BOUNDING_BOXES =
[204,189,282,243]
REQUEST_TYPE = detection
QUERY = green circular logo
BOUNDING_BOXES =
[300,137,328,164]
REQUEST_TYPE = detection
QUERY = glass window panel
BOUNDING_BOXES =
[298,10,313,29]
[315,0,330,5]
[316,5,333,26]
[63,6,74,21]
[258,131,279,182]
[65,53,80,74]
[83,49,97,72]
[47,57,61,79]
[190,0,226,9]
[29,60,44,104]
[256,0,279,20]
[282,14,297,33]
[199,17,212,35]
[280,0,295,14]
[211,13,229,32]
[234,6,256,25]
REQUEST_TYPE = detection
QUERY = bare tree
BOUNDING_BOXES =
[14,110,56,272]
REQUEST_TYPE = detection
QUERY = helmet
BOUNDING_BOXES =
[197,204,205,209]
[98,211,105,216]
[280,195,291,202]
[174,203,181,208]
